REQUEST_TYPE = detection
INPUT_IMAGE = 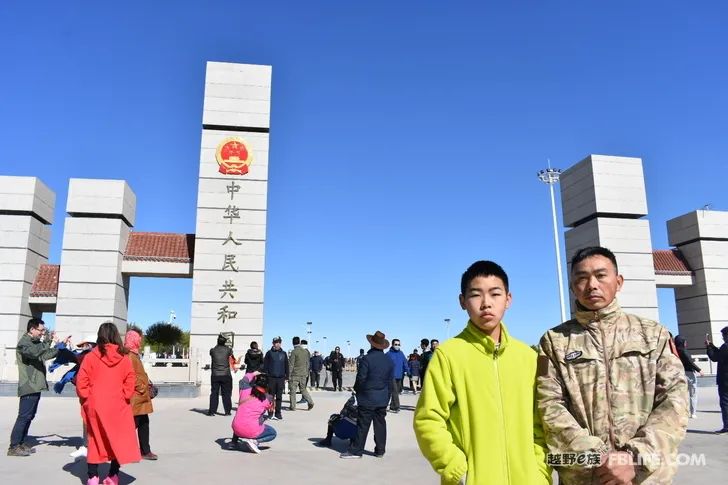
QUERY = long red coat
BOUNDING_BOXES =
[76,344,141,465]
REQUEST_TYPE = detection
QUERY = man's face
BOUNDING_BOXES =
[335,347,340,354]
[392,340,400,350]
[273,342,281,350]
[431,340,439,350]
[28,324,45,340]
[459,275,512,335]
[570,255,623,311]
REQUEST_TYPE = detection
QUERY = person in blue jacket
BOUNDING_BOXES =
[386,338,409,413]
[340,330,394,459]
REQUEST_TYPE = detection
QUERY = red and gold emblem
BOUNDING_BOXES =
[215,137,253,175]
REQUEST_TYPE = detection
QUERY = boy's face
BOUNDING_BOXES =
[459,275,512,335]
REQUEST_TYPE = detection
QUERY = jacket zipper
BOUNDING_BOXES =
[493,343,511,484]
[597,315,617,449]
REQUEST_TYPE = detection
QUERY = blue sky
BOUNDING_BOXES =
[2,1,727,355]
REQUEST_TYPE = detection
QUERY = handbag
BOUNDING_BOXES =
[149,381,159,399]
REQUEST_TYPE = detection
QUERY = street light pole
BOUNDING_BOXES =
[323,336,328,355]
[306,321,312,346]
[346,340,351,358]
[537,165,568,322]
[444,318,451,339]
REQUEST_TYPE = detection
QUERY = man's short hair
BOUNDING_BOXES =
[570,246,619,273]
[431,339,439,345]
[392,339,400,344]
[292,336,300,345]
[461,260,509,295]
[217,334,227,346]
[420,338,429,346]
[27,318,44,332]
[272,336,282,344]
[301,339,308,345]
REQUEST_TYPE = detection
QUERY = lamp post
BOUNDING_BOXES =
[346,340,351,358]
[306,321,312,345]
[537,165,567,322]
[444,318,451,339]
[323,336,327,354]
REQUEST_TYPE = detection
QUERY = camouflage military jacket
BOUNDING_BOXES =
[536,299,688,484]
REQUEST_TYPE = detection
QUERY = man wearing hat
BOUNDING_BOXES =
[264,336,289,420]
[340,330,394,459]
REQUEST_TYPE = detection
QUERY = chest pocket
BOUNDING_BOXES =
[561,349,600,384]
[613,339,657,377]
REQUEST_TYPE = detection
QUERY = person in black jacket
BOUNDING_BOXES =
[340,330,394,459]
[310,351,324,389]
[208,334,234,416]
[674,335,702,419]
[263,336,289,420]
[328,347,346,391]
[706,327,728,433]
[243,341,264,373]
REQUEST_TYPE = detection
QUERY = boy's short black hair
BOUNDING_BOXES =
[27,318,44,332]
[420,338,429,347]
[570,246,619,273]
[460,260,509,295]
[292,336,300,345]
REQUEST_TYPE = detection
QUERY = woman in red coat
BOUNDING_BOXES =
[76,322,140,485]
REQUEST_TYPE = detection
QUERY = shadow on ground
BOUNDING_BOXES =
[62,461,136,485]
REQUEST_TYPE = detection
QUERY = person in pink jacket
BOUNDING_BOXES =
[231,372,276,453]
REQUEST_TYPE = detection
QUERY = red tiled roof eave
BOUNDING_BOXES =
[653,249,692,276]
[123,232,195,263]
[30,264,60,297]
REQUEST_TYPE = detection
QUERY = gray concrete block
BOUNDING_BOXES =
[0,176,55,224]
[66,179,137,226]
[668,210,728,246]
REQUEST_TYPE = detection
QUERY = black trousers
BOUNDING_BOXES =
[719,383,728,429]
[9,392,41,447]
[88,460,120,479]
[349,406,386,456]
[310,371,321,388]
[331,370,343,390]
[389,379,403,410]
[134,414,151,454]
[209,374,233,414]
[268,376,285,418]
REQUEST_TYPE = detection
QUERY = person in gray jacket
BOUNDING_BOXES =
[8,318,69,457]
[288,337,314,410]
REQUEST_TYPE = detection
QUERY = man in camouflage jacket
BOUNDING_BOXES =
[537,246,688,485]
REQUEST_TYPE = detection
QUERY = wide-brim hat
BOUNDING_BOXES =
[76,334,96,347]
[366,330,390,350]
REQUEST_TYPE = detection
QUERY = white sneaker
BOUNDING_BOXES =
[69,446,87,459]
[242,439,261,454]
[691,414,697,419]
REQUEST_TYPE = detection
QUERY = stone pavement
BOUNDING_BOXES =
[0,386,726,484]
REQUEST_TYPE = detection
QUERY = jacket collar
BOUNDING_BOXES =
[574,298,623,328]
[463,321,511,356]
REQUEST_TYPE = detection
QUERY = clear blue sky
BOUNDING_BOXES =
[2,1,727,355]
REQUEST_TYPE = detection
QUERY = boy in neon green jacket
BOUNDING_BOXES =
[414,260,551,485]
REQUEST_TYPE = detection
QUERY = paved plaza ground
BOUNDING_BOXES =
[1,383,726,483]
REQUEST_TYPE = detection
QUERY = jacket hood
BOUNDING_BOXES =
[574,298,622,328]
[462,321,511,356]
[94,344,125,367]
[674,335,687,349]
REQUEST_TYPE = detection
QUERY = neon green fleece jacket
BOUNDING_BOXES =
[414,322,552,485]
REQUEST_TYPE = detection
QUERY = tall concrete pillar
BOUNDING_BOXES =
[560,155,658,320]
[0,177,55,351]
[190,62,271,357]
[667,210,728,352]
[55,179,136,337]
